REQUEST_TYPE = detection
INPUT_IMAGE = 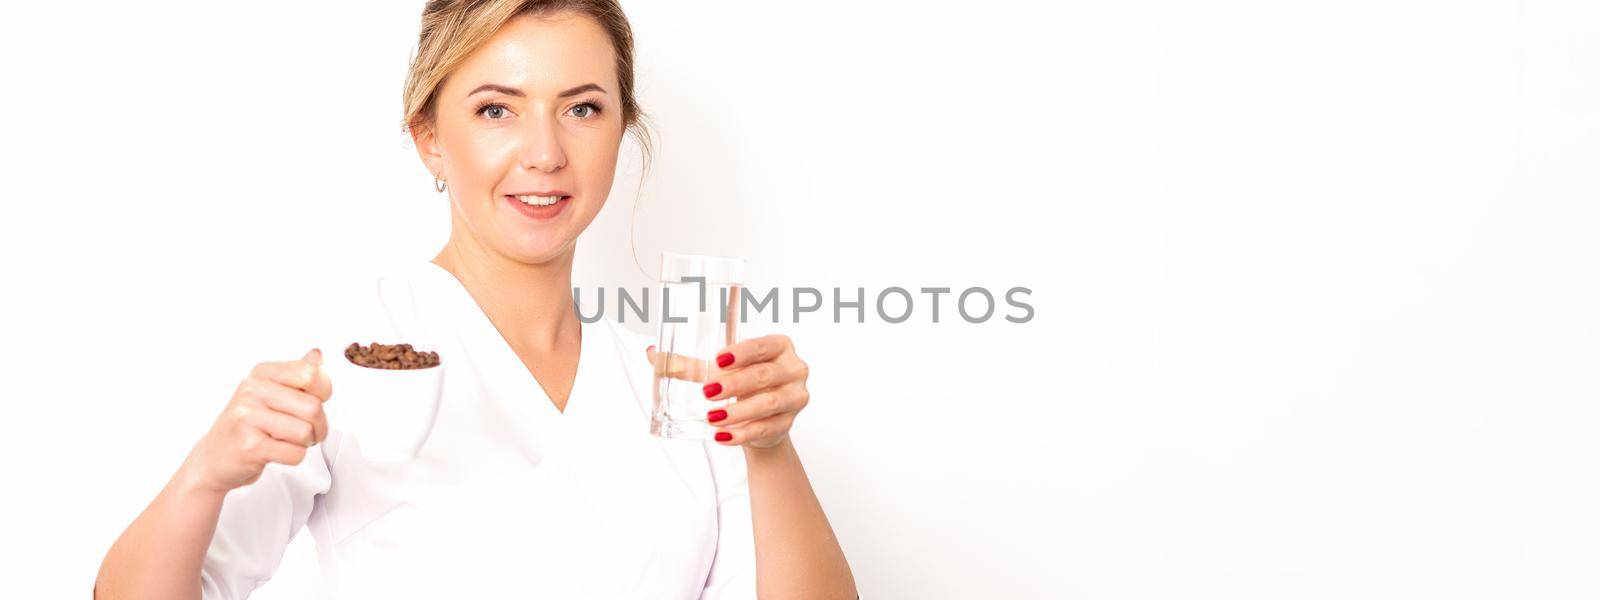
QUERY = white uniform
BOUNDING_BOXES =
[200,261,756,599]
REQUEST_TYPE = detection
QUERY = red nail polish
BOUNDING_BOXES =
[708,409,727,422]
[714,431,732,442]
[703,382,723,398]
[647,345,655,353]
[716,352,735,368]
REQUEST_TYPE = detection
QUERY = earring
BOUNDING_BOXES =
[434,175,447,193]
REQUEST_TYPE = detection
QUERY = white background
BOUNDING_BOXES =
[3,1,1597,598]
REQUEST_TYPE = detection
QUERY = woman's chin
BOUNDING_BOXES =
[501,236,577,266]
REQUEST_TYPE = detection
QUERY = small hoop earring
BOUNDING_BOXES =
[434,175,447,193]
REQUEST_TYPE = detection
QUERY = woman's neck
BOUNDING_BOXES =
[431,238,579,354]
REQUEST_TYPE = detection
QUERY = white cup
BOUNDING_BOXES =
[319,342,445,463]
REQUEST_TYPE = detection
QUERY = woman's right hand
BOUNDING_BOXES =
[178,348,333,495]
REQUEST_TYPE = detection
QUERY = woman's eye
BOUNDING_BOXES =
[473,104,512,119]
[571,102,601,119]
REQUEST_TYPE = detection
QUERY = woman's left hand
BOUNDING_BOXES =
[646,334,810,450]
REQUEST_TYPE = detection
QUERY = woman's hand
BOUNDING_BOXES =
[178,348,333,494]
[647,335,810,450]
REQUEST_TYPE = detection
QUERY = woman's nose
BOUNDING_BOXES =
[519,114,568,173]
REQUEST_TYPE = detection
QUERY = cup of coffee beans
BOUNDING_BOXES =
[321,340,445,463]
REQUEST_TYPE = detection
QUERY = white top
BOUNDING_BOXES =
[200,261,756,599]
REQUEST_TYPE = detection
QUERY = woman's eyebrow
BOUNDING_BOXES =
[467,82,607,98]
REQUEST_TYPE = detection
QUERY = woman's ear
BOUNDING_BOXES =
[411,123,444,179]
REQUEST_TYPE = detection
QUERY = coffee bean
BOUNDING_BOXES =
[342,341,440,370]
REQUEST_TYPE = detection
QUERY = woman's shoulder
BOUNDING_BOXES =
[595,317,653,354]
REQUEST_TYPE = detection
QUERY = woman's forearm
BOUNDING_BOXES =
[95,465,226,600]
[744,437,858,599]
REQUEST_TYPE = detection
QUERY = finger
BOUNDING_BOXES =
[712,412,795,447]
[259,437,310,466]
[302,348,331,402]
[252,406,317,447]
[645,346,711,382]
[707,384,806,427]
[306,365,332,404]
[702,355,807,401]
[711,334,793,371]
[251,356,321,393]
[253,379,329,443]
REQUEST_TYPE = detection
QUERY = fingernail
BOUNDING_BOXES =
[703,382,723,398]
[306,348,322,366]
[714,431,733,442]
[646,345,655,353]
[716,352,735,368]
[708,409,727,422]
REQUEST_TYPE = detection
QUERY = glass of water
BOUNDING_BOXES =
[651,252,745,440]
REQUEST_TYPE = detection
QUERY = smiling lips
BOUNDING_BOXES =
[504,192,572,220]
[510,192,569,206]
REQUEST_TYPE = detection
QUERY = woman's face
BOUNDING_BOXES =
[414,11,624,266]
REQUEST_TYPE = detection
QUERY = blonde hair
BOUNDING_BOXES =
[400,0,654,176]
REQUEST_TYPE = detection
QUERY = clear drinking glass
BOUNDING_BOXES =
[651,252,745,440]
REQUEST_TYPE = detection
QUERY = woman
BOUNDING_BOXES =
[94,1,857,598]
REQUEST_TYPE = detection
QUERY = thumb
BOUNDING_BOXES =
[302,348,332,402]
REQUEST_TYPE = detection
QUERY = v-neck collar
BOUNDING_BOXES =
[414,260,602,423]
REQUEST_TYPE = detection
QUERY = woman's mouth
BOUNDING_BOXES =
[505,193,572,220]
